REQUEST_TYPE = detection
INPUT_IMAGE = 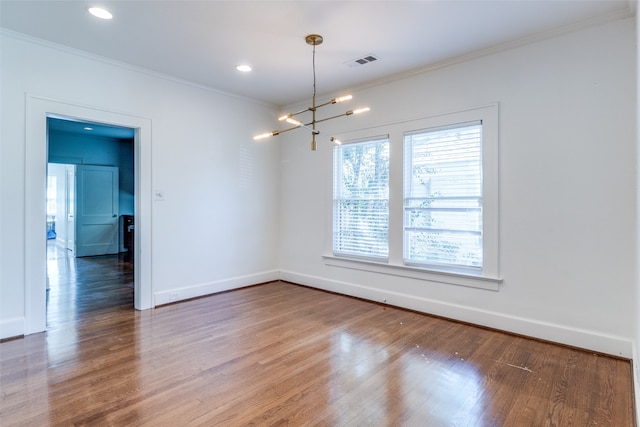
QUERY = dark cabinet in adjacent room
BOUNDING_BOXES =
[121,215,134,262]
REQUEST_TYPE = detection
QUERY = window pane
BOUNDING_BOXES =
[47,176,57,217]
[405,230,482,267]
[334,137,389,259]
[404,122,482,268]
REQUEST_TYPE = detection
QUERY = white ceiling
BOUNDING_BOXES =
[0,0,634,107]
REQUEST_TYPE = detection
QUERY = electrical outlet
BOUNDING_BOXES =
[169,292,179,302]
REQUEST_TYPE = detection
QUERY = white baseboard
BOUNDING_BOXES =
[5,269,633,359]
[633,342,640,426]
[280,270,633,358]
[154,270,280,306]
[0,317,24,340]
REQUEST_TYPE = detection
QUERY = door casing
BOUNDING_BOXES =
[25,96,153,335]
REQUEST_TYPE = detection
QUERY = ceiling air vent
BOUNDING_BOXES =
[345,54,380,68]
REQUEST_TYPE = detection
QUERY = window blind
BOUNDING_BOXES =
[403,121,482,268]
[333,136,390,259]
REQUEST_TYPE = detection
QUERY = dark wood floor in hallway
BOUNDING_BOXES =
[0,247,635,426]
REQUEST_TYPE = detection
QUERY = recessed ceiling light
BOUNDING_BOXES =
[236,65,252,72]
[88,7,113,20]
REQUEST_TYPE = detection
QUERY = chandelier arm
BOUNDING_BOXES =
[281,107,313,120]
[282,96,350,120]
[277,124,306,135]
[279,101,353,124]
[313,112,351,125]
[298,123,320,134]
[313,98,347,109]
[313,100,335,110]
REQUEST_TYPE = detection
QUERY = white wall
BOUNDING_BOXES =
[279,17,637,357]
[634,1,640,424]
[0,31,281,338]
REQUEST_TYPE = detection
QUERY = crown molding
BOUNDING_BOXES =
[306,5,636,109]
[0,28,277,109]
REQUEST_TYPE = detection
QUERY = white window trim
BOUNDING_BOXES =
[326,103,501,291]
[323,254,501,291]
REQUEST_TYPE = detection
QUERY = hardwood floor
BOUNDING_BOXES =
[0,247,635,426]
[45,242,135,332]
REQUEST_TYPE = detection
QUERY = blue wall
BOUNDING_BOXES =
[48,125,134,251]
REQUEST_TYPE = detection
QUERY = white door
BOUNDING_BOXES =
[75,165,119,257]
[65,165,76,254]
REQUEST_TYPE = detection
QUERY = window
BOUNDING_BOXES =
[47,175,57,217]
[327,104,499,289]
[333,136,390,259]
[404,122,482,270]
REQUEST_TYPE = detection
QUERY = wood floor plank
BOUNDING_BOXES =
[0,246,635,426]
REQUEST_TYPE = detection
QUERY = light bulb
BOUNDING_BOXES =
[333,95,352,103]
[88,7,113,19]
[330,137,342,145]
[352,107,370,115]
[253,132,273,140]
[286,118,302,126]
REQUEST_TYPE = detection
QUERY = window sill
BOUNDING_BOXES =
[323,255,502,292]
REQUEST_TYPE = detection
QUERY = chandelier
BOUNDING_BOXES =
[253,34,370,151]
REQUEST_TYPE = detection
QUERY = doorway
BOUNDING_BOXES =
[46,118,135,320]
[47,164,75,255]
[25,96,153,335]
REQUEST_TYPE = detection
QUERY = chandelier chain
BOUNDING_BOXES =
[312,42,317,99]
